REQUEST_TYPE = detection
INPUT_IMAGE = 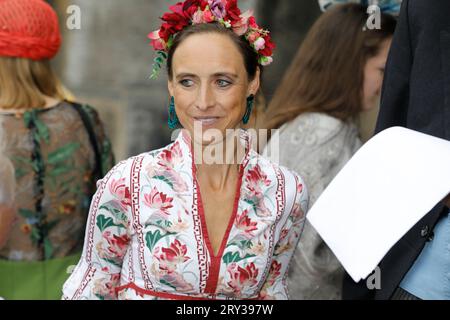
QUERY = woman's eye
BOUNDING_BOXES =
[180,79,194,87]
[216,79,232,88]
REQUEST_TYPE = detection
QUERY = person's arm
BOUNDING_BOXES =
[258,173,308,300]
[62,161,131,300]
[0,156,16,249]
[0,205,15,249]
[375,0,413,133]
[444,193,450,208]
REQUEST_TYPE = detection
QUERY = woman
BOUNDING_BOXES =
[63,0,308,300]
[262,3,396,299]
[0,0,114,299]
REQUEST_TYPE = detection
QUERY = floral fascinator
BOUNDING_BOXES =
[148,0,275,79]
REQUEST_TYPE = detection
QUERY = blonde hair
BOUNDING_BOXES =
[0,57,67,110]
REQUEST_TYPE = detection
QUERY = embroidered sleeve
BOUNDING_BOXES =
[62,161,132,300]
[259,173,308,300]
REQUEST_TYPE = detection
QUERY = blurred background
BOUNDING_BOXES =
[48,0,378,161]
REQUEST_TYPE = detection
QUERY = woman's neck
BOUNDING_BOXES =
[0,96,61,114]
[194,130,244,191]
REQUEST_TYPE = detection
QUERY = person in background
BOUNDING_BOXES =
[0,120,16,249]
[343,0,450,300]
[0,0,114,299]
[262,3,396,299]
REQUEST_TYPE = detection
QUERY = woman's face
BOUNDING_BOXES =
[168,32,260,145]
[362,38,392,111]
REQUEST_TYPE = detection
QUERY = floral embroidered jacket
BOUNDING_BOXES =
[63,129,308,300]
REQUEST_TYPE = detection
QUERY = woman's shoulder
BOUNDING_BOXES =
[282,112,345,135]
[253,150,308,200]
[100,142,176,180]
[278,112,357,147]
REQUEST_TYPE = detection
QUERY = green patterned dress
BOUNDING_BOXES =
[0,101,115,299]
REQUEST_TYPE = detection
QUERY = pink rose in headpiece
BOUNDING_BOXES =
[253,37,266,51]
[247,31,261,43]
[192,9,205,24]
[203,8,215,22]
[232,9,253,36]
[208,0,227,19]
[148,30,166,51]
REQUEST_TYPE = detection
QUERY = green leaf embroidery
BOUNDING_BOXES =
[152,175,174,189]
[145,229,174,252]
[160,279,177,290]
[30,227,42,245]
[48,166,72,177]
[102,258,122,268]
[42,219,60,234]
[222,251,256,264]
[15,167,28,179]
[18,209,36,219]
[96,214,122,232]
[47,143,80,166]
[34,118,50,144]
[99,202,128,226]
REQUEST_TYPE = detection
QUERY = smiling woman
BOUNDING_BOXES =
[63,0,309,300]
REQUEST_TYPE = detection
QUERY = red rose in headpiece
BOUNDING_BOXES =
[260,34,276,57]
[225,0,242,22]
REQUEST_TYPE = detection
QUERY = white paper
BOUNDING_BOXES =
[307,127,450,283]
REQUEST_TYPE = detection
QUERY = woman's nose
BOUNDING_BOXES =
[195,84,215,111]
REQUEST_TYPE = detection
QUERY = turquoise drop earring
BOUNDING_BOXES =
[168,96,180,129]
[243,95,255,125]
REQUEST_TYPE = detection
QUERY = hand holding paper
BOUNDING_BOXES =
[307,127,450,283]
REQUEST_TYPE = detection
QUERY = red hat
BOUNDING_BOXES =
[0,0,61,60]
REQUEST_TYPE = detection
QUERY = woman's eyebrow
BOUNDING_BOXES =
[175,72,239,80]
[175,72,197,80]
[212,72,238,79]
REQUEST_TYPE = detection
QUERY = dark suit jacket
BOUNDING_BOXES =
[342,0,450,300]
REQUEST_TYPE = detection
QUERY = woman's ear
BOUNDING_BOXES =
[248,67,261,96]
[168,80,174,98]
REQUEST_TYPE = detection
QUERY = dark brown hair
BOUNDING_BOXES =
[167,22,260,81]
[264,4,396,130]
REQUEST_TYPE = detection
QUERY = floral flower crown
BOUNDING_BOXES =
[148,0,275,79]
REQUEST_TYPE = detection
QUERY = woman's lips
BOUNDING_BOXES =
[193,117,221,127]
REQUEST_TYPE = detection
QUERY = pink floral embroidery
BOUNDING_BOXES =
[92,273,121,300]
[234,209,258,239]
[158,141,183,169]
[156,239,191,273]
[244,165,272,217]
[102,231,130,261]
[143,187,174,214]
[290,202,305,222]
[246,165,271,198]
[146,142,188,193]
[109,178,132,209]
[266,260,281,286]
[227,262,259,294]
